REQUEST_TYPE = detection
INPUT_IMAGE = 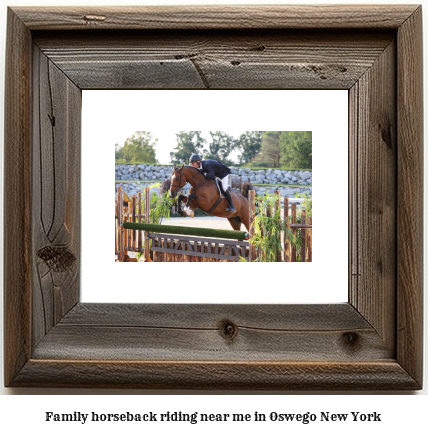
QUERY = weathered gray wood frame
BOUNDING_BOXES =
[4,5,423,389]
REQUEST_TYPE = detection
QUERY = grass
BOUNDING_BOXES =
[115,179,166,183]
[115,162,176,166]
[252,183,312,188]
[238,165,312,171]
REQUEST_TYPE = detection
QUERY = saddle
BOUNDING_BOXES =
[215,179,226,197]
[206,179,226,214]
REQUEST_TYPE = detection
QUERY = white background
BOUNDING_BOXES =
[0,0,427,430]
[82,89,348,303]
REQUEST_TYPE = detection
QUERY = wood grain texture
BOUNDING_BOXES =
[32,304,391,362]
[34,31,393,90]
[4,5,423,390]
[4,8,32,388]
[396,6,424,387]
[12,361,419,390]
[349,40,397,352]
[12,5,419,30]
[32,46,81,348]
[60,303,372,329]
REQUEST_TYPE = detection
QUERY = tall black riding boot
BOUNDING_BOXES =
[224,187,236,213]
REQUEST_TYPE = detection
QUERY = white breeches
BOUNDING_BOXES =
[221,175,229,191]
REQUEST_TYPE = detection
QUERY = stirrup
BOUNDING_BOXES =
[224,188,236,213]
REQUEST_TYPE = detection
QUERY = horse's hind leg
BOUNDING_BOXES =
[228,216,242,231]
[238,197,250,231]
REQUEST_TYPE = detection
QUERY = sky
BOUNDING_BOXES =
[114,130,245,165]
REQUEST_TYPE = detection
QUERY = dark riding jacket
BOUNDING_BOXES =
[199,160,231,180]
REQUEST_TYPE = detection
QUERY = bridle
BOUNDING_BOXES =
[170,168,185,195]
[170,166,205,195]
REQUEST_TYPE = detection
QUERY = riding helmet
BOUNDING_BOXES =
[189,154,202,164]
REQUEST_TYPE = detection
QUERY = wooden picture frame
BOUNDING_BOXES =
[4,5,423,389]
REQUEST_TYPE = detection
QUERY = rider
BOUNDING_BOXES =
[189,154,236,213]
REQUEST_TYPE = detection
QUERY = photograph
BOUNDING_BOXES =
[114,130,313,263]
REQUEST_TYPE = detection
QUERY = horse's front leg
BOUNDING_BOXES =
[181,193,197,217]
[177,194,187,217]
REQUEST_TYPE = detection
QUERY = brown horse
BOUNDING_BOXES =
[169,165,250,232]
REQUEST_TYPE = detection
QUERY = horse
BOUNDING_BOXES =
[169,165,250,232]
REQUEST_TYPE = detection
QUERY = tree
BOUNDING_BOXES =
[203,131,237,165]
[235,131,263,165]
[115,131,158,164]
[280,131,312,169]
[115,142,125,163]
[252,131,282,167]
[170,131,207,164]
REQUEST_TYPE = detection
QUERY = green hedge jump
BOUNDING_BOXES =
[122,222,249,241]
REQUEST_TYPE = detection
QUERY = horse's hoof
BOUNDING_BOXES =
[190,210,194,218]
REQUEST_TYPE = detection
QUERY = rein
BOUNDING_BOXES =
[172,167,206,191]
[185,168,206,188]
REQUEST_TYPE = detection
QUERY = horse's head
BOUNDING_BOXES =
[169,164,186,198]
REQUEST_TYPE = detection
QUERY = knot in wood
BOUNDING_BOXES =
[219,320,238,340]
[83,15,106,23]
[341,332,361,350]
[253,45,266,51]
[378,122,393,149]
[37,245,76,272]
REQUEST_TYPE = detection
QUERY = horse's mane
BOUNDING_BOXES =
[184,165,200,173]
[176,165,209,180]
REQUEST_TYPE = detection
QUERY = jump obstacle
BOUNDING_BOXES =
[115,187,312,262]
